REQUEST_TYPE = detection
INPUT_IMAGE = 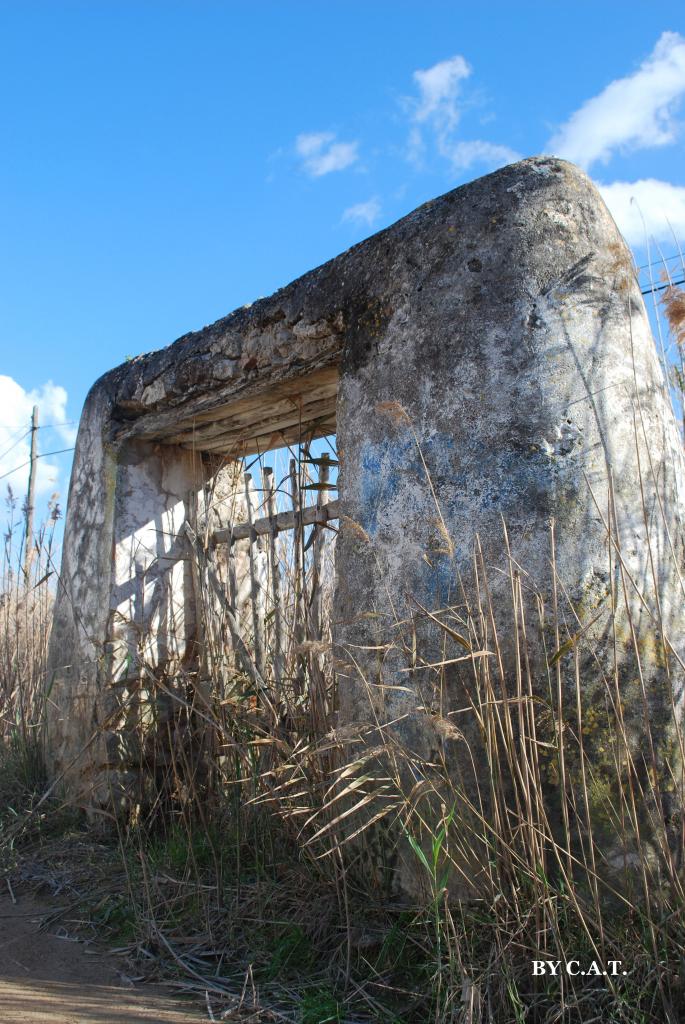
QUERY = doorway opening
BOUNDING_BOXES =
[196,433,339,740]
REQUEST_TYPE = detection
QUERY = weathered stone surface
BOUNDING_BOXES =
[48,158,685,885]
[332,158,685,891]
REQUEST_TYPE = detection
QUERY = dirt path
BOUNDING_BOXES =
[0,894,203,1023]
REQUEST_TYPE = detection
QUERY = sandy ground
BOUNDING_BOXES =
[0,893,203,1023]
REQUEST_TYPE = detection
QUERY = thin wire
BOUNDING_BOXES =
[0,428,30,462]
[0,419,76,430]
[0,447,75,482]
[641,277,685,296]
[637,252,685,271]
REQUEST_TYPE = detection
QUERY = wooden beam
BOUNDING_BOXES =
[165,382,338,447]
[182,423,336,457]
[179,401,337,454]
[213,499,340,545]
[119,365,340,452]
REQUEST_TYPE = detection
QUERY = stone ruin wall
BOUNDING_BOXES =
[46,157,685,883]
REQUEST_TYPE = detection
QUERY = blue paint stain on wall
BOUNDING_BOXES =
[359,438,407,535]
[359,432,456,536]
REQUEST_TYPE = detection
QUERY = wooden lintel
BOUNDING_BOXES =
[165,385,338,448]
[181,418,337,457]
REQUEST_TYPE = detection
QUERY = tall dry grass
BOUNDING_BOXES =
[76,413,685,1023]
[4,276,685,1020]
[0,487,60,809]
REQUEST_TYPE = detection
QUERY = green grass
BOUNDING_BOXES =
[300,987,342,1024]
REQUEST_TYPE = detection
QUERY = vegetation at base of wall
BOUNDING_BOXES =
[3,279,685,1023]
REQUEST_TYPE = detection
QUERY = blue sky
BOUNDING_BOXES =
[1,1,685,517]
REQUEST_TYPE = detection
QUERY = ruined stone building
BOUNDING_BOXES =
[47,158,685,878]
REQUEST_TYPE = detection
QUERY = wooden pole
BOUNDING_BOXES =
[308,454,333,731]
[243,473,265,679]
[262,467,284,686]
[183,521,272,707]
[226,537,240,668]
[225,475,241,667]
[23,405,39,581]
[310,454,330,641]
[290,457,306,694]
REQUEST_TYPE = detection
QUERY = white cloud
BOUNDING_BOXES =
[549,31,685,169]
[405,55,518,173]
[598,178,685,246]
[412,55,471,130]
[295,132,359,177]
[0,376,76,511]
[406,55,471,163]
[341,197,381,227]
